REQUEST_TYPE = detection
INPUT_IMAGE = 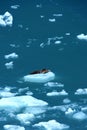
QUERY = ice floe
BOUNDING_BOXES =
[0,12,13,27]
[4,125,25,130]
[77,34,87,41]
[54,40,61,44]
[49,18,56,22]
[47,90,68,96]
[4,52,18,60]
[16,113,35,125]
[44,82,64,87]
[53,14,63,17]
[0,87,17,98]
[23,72,55,83]
[5,61,13,69]
[73,111,87,121]
[63,98,71,104]
[11,5,20,9]
[65,108,76,115]
[0,95,48,112]
[33,120,69,130]
[75,88,87,95]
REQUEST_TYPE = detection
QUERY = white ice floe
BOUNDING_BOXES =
[65,108,76,115]
[55,40,61,44]
[16,113,35,125]
[47,90,68,96]
[73,111,87,121]
[0,91,16,98]
[75,88,87,95]
[4,52,18,60]
[0,12,13,27]
[49,18,56,22]
[33,120,69,130]
[53,14,63,17]
[63,98,71,104]
[23,72,55,83]
[5,61,13,69]
[0,87,17,98]
[65,33,70,36]
[44,82,64,87]
[0,95,48,112]
[77,34,87,41]
[4,125,25,130]
[11,5,20,9]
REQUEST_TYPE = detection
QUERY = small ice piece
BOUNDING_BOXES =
[55,40,61,44]
[16,113,35,125]
[4,125,25,130]
[0,91,16,98]
[63,98,71,104]
[65,33,70,36]
[73,111,87,121]
[40,15,44,18]
[23,72,55,83]
[11,5,20,9]
[49,18,56,22]
[5,61,13,69]
[4,52,18,60]
[53,14,63,17]
[18,87,29,93]
[44,82,64,87]
[47,90,68,96]
[77,34,87,40]
[0,11,13,27]
[33,120,69,130]
[75,88,87,95]
[65,108,75,115]
[26,91,33,96]
[40,42,45,48]
[36,4,42,8]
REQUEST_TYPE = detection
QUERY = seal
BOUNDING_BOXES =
[30,69,50,74]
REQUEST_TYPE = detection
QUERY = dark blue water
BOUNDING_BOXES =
[0,0,87,130]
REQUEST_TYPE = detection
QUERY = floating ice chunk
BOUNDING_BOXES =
[65,33,70,36]
[26,91,33,96]
[11,5,20,9]
[75,88,87,95]
[47,90,68,96]
[77,34,87,40]
[33,120,69,130]
[73,111,87,121]
[4,125,25,130]
[5,61,13,69]
[23,72,55,83]
[0,91,16,98]
[65,108,75,115]
[16,113,35,125]
[36,4,42,8]
[44,82,64,87]
[55,40,61,44]
[81,107,87,112]
[4,52,18,60]
[63,98,71,104]
[49,18,56,22]
[0,95,48,112]
[53,14,63,17]
[0,12,13,27]
[40,15,44,18]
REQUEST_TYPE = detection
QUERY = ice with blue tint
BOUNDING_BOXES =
[23,72,55,83]
[0,12,13,27]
